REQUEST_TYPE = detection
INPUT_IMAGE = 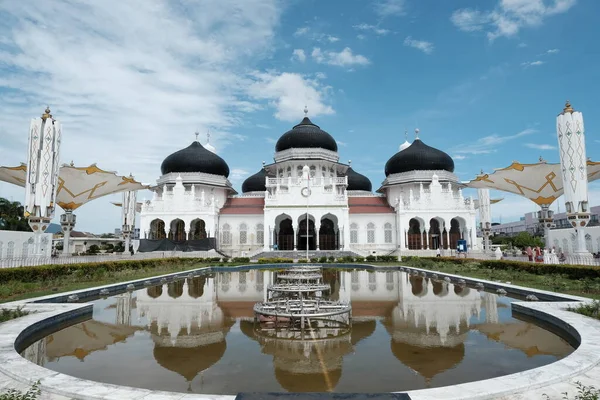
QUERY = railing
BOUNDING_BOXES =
[266,177,348,187]
[0,250,221,268]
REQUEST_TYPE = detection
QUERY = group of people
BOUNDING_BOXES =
[524,246,565,263]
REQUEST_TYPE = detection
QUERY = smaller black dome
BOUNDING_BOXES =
[346,167,372,191]
[242,168,270,193]
[384,139,454,176]
[275,117,338,152]
[161,141,230,177]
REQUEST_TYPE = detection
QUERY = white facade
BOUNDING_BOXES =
[139,121,479,257]
[548,226,600,254]
[0,230,52,258]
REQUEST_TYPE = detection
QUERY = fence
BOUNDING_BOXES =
[0,250,221,268]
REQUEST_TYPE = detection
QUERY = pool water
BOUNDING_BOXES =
[22,268,573,394]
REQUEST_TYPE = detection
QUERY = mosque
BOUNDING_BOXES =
[139,110,479,257]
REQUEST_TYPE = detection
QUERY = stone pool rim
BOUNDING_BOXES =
[0,263,597,400]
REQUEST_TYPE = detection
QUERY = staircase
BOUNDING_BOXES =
[251,250,362,261]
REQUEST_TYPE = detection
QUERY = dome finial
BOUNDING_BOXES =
[206,130,211,143]
[303,104,308,116]
[262,160,265,167]
[415,128,420,139]
[563,100,574,114]
[41,106,52,121]
[348,159,352,166]
[194,131,199,142]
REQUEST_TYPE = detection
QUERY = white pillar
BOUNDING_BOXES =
[60,210,76,255]
[556,101,591,255]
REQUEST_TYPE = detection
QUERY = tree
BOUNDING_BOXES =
[511,231,544,249]
[0,197,31,232]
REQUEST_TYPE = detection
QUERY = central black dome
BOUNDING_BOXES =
[345,167,372,191]
[275,117,338,152]
[242,168,271,193]
[161,141,230,177]
[384,139,454,176]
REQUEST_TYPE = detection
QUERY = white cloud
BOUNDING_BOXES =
[357,34,366,40]
[315,72,327,79]
[230,168,250,183]
[374,0,407,18]
[403,36,434,54]
[294,27,310,37]
[311,47,370,67]
[525,143,556,150]
[353,23,391,35]
[247,72,334,121]
[518,42,528,47]
[454,155,467,160]
[451,0,577,41]
[327,36,340,43]
[453,128,537,155]
[265,137,277,144]
[337,141,348,147]
[292,49,306,62]
[522,60,545,67]
[546,48,560,54]
[0,0,284,232]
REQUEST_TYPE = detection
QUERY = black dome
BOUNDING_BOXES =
[384,139,454,176]
[161,141,230,177]
[242,168,270,193]
[275,117,338,152]
[345,167,372,191]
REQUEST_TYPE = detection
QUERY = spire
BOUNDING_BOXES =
[415,128,420,140]
[194,131,199,142]
[563,100,574,114]
[206,130,211,143]
[348,159,352,167]
[303,105,308,116]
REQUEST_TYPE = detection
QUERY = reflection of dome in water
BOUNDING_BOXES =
[153,340,227,381]
[351,320,376,345]
[390,341,464,380]
[275,367,342,392]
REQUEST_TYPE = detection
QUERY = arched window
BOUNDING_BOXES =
[0,241,3,258]
[239,223,248,245]
[297,166,303,177]
[367,223,375,243]
[562,238,568,253]
[256,224,264,244]
[7,241,14,258]
[222,224,232,245]
[22,241,29,257]
[287,166,292,177]
[350,223,358,244]
[310,165,316,178]
[384,222,393,243]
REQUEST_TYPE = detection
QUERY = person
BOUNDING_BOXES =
[526,246,533,262]
[534,246,543,263]
[436,247,441,257]
[129,245,134,256]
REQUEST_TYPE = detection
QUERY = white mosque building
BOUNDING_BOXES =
[139,112,479,257]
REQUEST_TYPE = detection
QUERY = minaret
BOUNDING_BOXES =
[25,107,62,255]
[556,101,591,255]
[399,128,411,151]
[122,187,137,252]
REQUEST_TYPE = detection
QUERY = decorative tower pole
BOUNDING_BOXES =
[537,204,554,249]
[24,107,62,256]
[122,188,137,253]
[477,188,491,253]
[556,101,591,255]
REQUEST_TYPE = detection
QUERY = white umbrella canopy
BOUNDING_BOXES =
[467,160,600,206]
[0,163,148,211]
[111,201,143,213]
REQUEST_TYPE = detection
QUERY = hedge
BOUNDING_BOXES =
[0,257,214,283]
[403,256,600,280]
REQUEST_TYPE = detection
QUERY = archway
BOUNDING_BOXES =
[407,218,422,250]
[169,219,186,241]
[428,218,442,250]
[276,215,294,250]
[319,214,339,250]
[297,214,316,251]
[189,219,207,240]
[150,219,166,240]
[449,218,462,249]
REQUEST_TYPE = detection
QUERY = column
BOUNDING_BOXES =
[315,223,321,250]
[293,224,298,250]
[420,230,425,249]
[446,229,450,250]
[425,230,430,249]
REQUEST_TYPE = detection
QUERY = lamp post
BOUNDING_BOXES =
[537,204,554,249]
[556,101,591,255]
[24,107,61,256]
[477,188,491,253]
[302,165,310,261]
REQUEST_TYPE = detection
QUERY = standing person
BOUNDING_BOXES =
[436,247,441,257]
[129,245,134,256]
[526,246,533,262]
[534,246,543,263]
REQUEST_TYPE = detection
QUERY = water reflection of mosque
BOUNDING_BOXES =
[22,269,572,392]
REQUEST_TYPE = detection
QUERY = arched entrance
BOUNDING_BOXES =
[169,219,186,241]
[429,218,442,250]
[297,214,316,251]
[150,219,166,239]
[277,217,294,250]
[449,218,461,249]
[407,218,422,249]
[189,218,207,240]
[319,214,339,250]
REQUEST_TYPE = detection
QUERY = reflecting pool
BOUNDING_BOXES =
[22,268,573,394]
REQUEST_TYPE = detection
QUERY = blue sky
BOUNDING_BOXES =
[0,0,598,233]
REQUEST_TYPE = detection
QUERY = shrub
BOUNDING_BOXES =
[87,245,99,255]
[355,256,365,262]
[257,257,293,264]
[297,259,309,263]
[310,257,319,263]
[0,381,40,400]
[327,256,335,262]
[319,256,327,263]
[231,257,250,263]
[365,255,376,262]
[0,306,29,323]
